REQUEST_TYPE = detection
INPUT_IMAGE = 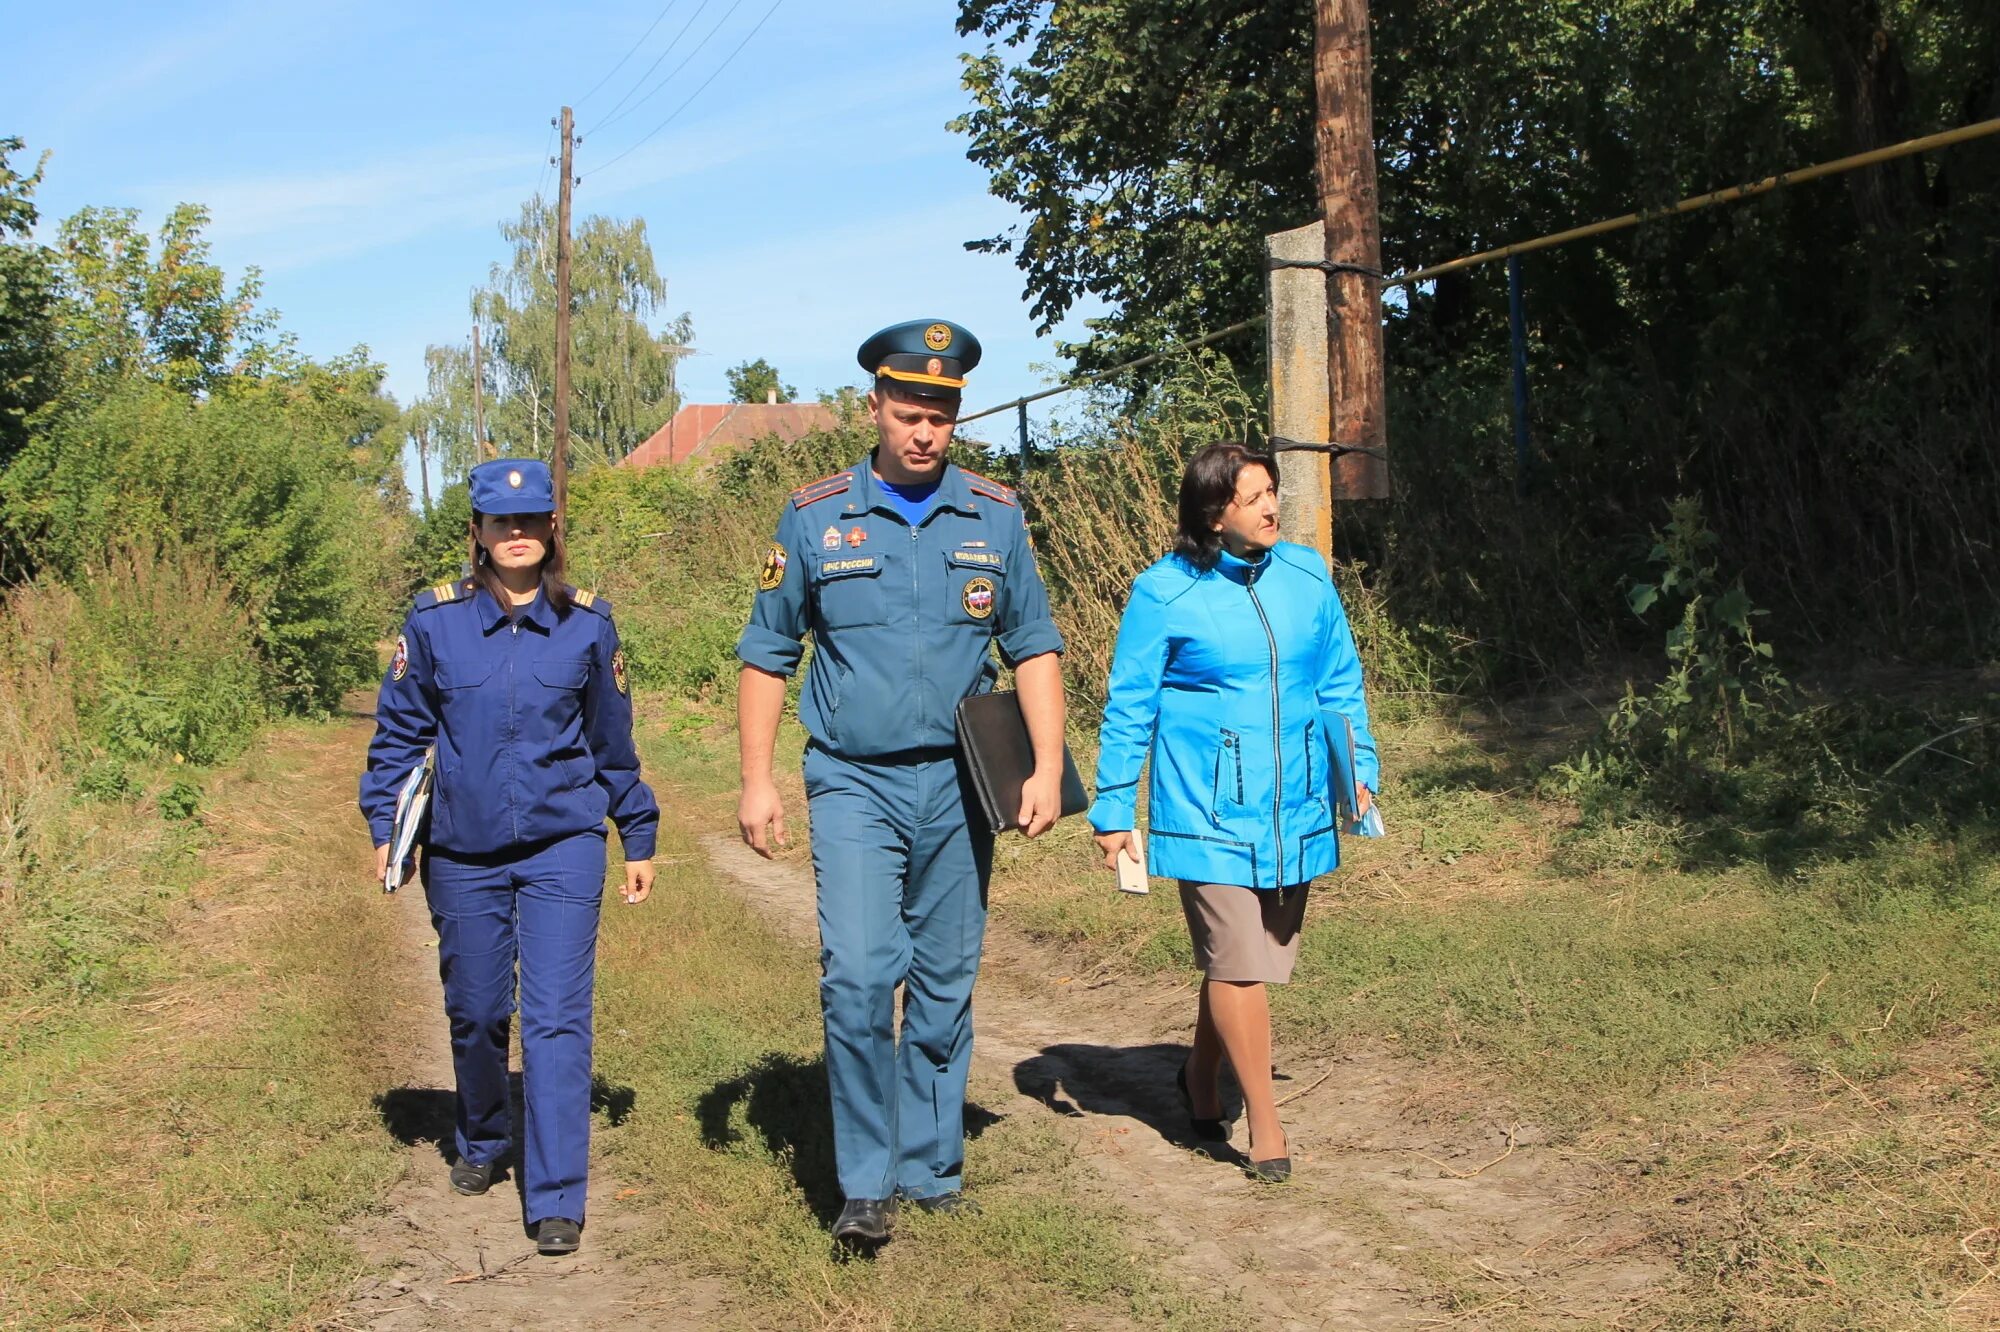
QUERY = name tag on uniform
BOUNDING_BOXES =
[818,556,879,578]
[947,549,1004,570]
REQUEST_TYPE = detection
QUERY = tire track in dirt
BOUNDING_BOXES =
[701,832,1672,1330]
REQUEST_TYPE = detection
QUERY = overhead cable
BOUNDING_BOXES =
[574,0,685,110]
[588,0,719,135]
[586,0,787,182]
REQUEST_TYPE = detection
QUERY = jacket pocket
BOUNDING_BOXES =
[1304,718,1318,796]
[432,659,494,690]
[813,556,885,628]
[1211,728,1246,820]
[532,659,588,691]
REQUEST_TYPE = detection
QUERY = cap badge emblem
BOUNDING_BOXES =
[507,469,523,488]
[924,323,952,352]
[926,357,943,377]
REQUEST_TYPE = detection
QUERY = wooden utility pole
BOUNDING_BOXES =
[1313,0,1390,501]
[552,105,575,520]
[470,322,493,459]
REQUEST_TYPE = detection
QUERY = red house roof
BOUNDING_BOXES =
[621,402,839,469]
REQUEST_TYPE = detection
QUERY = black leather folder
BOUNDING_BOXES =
[954,690,1089,833]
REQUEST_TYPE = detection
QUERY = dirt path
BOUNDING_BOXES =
[702,833,1671,1330]
[328,756,729,1329]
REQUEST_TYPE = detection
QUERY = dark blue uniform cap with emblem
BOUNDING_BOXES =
[469,458,557,516]
[858,320,982,402]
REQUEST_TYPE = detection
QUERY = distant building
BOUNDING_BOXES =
[620,397,839,469]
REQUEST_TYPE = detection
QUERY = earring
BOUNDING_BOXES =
[476,546,489,566]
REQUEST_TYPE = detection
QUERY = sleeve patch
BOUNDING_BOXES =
[759,543,789,591]
[611,648,629,695]
[390,635,409,681]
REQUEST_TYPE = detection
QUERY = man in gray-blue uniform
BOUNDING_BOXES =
[735,319,1067,1244]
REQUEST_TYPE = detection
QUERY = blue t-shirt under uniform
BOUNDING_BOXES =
[875,474,940,526]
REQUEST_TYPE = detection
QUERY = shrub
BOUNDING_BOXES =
[1,370,405,713]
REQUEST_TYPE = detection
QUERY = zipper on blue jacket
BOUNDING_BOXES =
[1245,581,1284,885]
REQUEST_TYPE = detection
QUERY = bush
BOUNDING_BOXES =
[563,427,866,698]
[69,544,265,765]
[1,370,405,713]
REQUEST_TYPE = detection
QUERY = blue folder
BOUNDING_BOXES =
[1325,711,1385,838]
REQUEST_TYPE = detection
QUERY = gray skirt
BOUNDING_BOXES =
[1177,880,1311,984]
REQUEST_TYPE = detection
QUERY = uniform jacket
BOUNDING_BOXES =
[360,580,659,860]
[736,459,1064,758]
[1088,543,1379,889]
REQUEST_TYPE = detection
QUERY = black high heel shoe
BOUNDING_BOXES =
[1176,1059,1232,1142]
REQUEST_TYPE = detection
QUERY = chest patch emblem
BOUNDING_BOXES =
[759,543,788,591]
[846,526,867,547]
[611,648,629,695]
[963,576,996,619]
[822,525,841,550]
[391,634,409,682]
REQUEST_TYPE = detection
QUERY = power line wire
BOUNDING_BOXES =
[587,0,719,135]
[574,0,685,109]
[586,0,786,181]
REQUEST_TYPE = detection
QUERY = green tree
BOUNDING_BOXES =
[473,195,692,468]
[953,0,2000,670]
[52,202,275,396]
[405,341,484,514]
[725,357,796,404]
[0,137,57,470]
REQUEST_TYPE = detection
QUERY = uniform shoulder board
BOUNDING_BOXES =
[790,470,853,509]
[413,579,471,611]
[963,469,1018,507]
[567,586,613,615]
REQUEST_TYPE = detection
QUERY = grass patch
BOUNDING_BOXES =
[0,721,409,1329]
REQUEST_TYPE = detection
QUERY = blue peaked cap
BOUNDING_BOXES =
[469,459,556,515]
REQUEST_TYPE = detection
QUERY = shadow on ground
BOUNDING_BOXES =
[697,1051,1001,1224]
[1013,1041,1271,1169]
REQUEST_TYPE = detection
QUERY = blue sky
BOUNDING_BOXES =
[6,0,1106,464]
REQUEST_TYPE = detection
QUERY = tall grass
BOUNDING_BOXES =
[0,544,265,1012]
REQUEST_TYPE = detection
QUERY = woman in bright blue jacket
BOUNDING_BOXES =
[1090,442,1378,1182]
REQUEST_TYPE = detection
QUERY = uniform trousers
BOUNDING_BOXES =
[421,829,606,1225]
[803,743,994,1201]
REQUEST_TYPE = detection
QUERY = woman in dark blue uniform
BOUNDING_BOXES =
[360,458,658,1257]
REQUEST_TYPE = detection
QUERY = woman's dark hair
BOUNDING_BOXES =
[1173,442,1280,571]
[468,511,574,616]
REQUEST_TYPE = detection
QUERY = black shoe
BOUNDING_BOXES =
[1246,1157,1293,1184]
[1176,1060,1231,1142]
[535,1216,582,1255]
[832,1197,897,1244]
[911,1192,982,1218]
[449,1159,496,1196]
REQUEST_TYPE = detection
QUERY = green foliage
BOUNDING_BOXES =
[404,342,485,513]
[1549,497,1790,820]
[157,778,202,821]
[724,357,797,404]
[1611,497,1787,758]
[473,196,691,468]
[957,0,2000,670]
[2,366,404,712]
[51,202,277,397]
[410,481,473,584]
[66,545,266,766]
[0,138,57,471]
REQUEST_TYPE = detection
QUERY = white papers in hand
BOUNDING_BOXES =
[384,746,434,894]
[1115,830,1149,895]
